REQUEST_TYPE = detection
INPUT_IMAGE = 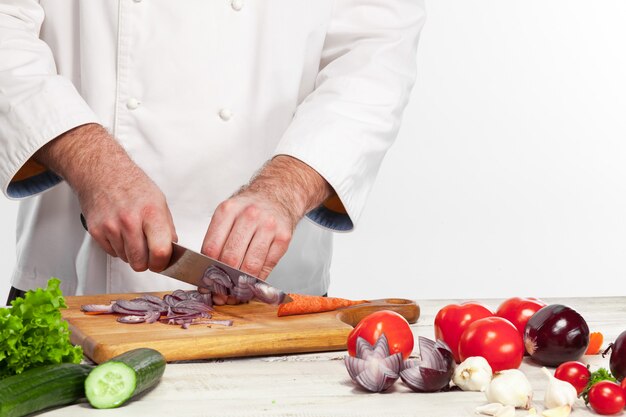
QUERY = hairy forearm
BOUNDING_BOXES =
[242,155,333,225]
[33,123,143,198]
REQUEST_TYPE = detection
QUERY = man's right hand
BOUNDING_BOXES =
[34,123,177,272]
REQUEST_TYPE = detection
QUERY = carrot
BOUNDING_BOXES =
[585,331,604,355]
[277,293,368,317]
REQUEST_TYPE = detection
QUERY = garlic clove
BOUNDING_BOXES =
[541,405,571,417]
[541,367,577,409]
[495,405,516,417]
[475,403,504,416]
[528,408,537,415]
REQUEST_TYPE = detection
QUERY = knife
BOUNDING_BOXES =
[80,214,292,305]
[162,242,292,305]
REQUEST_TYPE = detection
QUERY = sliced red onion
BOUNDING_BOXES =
[115,299,162,312]
[203,266,233,289]
[170,289,187,300]
[344,334,402,392]
[117,315,146,324]
[231,283,255,302]
[173,300,214,313]
[138,294,168,309]
[250,279,286,305]
[81,289,230,329]
[112,303,150,315]
[144,310,162,324]
[81,303,115,313]
[163,294,177,307]
[400,336,455,392]
[186,291,213,307]
[193,319,234,327]
[237,275,258,286]
[211,281,230,296]
[139,293,165,304]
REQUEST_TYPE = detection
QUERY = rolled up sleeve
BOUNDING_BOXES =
[0,0,99,199]
[274,0,425,231]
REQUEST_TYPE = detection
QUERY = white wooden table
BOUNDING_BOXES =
[42,297,626,417]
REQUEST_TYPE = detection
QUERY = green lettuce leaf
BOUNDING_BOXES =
[0,278,82,379]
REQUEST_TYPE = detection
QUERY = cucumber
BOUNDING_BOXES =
[0,363,92,417]
[84,348,166,409]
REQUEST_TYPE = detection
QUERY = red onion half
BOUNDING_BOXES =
[400,336,455,392]
[344,334,403,392]
[524,304,589,367]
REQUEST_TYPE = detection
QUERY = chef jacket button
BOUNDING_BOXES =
[231,0,243,11]
[133,0,142,3]
[126,98,141,110]
[219,108,233,121]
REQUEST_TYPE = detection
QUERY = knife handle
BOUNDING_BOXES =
[80,213,88,231]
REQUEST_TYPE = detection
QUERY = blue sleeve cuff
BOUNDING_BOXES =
[7,170,62,198]
[306,205,354,232]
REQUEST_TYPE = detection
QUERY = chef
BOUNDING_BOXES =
[0,0,425,304]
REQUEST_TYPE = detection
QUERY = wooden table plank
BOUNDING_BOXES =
[40,297,625,417]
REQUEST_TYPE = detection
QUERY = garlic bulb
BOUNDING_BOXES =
[453,356,493,391]
[542,368,577,409]
[485,369,533,409]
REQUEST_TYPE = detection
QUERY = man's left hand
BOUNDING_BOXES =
[200,155,332,304]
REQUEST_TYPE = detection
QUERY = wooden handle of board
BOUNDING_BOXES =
[336,298,420,327]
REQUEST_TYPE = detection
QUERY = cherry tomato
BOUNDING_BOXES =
[622,378,626,394]
[347,310,414,359]
[458,316,524,372]
[496,297,546,336]
[588,381,626,415]
[554,361,590,394]
[434,302,494,362]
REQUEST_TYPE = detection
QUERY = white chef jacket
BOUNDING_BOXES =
[0,0,425,296]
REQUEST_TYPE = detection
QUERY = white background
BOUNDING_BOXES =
[2,0,626,304]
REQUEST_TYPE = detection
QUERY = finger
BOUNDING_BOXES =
[166,206,179,244]
[121,218,149,272]
[101,222,128,262]
[212,293,228,305]
[88,226,117,257]
[225,295,240,305]
[202,201,240,259]
[258,235,290,280]
[239,222,274,277]
[143,210,175,272]
[218,205,259,269]
[100,238,117,257]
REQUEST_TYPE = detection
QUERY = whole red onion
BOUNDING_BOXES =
[523,304,589,367]
[604,330,626,382]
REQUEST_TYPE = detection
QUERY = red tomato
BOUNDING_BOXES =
[496,297,547,336]
[347,310,414,359]
[434,302,494,362]
[588,381,626,415]
[554,361,590,395]
[458,317,524,372]
[622,378,626,394]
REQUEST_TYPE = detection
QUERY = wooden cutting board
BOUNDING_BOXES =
[62,293,419,363]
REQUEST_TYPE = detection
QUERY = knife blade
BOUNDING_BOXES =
[162,243,291,305]
[79,213,291,305]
